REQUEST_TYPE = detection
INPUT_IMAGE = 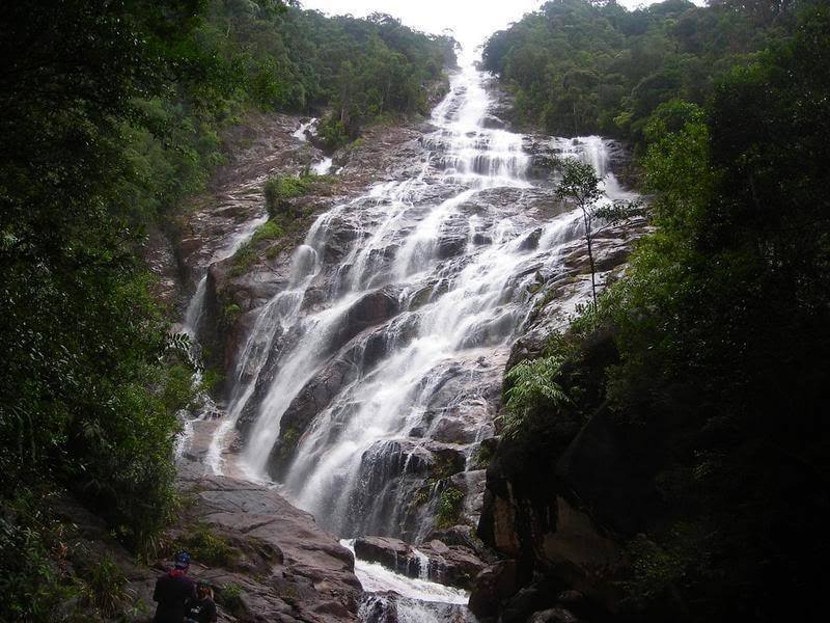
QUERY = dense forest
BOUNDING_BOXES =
[0,1,452,620]
[482,0,806,149]
[492,0,830,620]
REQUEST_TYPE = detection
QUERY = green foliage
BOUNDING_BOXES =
[436,486,465,528]
[318,116,351,150]
[163,363,201,412]
[174,523,239,567]
[556,157,643,305]
[471,439,497,469]
[264,175,311,217]
[502,355,571,440]
[482,0,791,147]
[556,158,603,207]
[0,492,73,622]
[281,425,300,448]
[624,526,711,609]
[0,0,454,619]
[493,4,830,619]
[252,219,285,243]
[194,2,454,137]
[217,582,247,617]
[641,101,713,236]
[0,0,193,550]
[517,3,830,618]
[80,554,135,619]
[223,303,243,328]
[230,241,258,275]
[596,107,715,408]
[272,424,301,467]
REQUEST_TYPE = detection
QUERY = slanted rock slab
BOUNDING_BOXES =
[176,474,362,623]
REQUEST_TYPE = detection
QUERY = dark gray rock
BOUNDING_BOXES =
[354,536,486,590]
[528,607,581,623]
[325,287,401,357]
[468,560,521,620]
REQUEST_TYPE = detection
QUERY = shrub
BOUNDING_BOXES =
[230,242,257,275]
[0,493,71,622]
[174,523,238,567]
[217,582,246,617]
[252,219,284,243]
[436,486,464,528]
[264,175,309,218]
[317,116,349,150]
[501,355,571,439]
[81,554,134,618]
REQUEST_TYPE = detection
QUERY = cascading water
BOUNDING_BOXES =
[292,116,335,175]
[213,58,629,546]
[175,213,267,459]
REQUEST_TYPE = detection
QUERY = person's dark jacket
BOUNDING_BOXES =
[153,569,196,623]
[185,596,218,623]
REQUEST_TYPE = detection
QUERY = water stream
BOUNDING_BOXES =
[195,55,633,616]
[174,213,267,458]
[212,58,629,538]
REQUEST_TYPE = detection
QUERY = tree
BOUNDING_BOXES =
[556,157,644,307]
[556,159,604,305]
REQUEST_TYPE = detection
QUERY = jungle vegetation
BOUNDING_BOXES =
[497,0,830,619]
[0,1,452,620]
[482,0,806,151]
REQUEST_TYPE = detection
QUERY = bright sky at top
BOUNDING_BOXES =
[299,1,704,51]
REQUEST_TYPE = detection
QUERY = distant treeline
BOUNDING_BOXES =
[482,0,805,148]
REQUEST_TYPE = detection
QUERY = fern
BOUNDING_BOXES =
[502,355,570,439]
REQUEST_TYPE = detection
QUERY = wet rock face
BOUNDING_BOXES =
[326,288,402,357]
[471,334,649,621]
[341,440,438,539]
[192,120,435,400]
[468,560,521,620]
[353,536,486,591]
[178,113,319,286]
[173,474,362,623]
[191,77,646,590]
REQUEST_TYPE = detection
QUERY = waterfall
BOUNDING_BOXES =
[213,59,626,540]
[175,213,267,458]
[292,117,318,141]
[344,539,475,623]
[292,117,334,175]
[412,548,430,580]
[182,214,268,340]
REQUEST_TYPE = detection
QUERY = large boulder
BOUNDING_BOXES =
[468,560,521,620]
[324,288,402,357]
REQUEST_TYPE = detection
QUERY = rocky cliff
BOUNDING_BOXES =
[152,90,646,622]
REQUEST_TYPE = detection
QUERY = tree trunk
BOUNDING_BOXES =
[582,206,597,306]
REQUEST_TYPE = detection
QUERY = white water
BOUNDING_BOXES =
[343,540,468,605]
[211,58,629,541]
[182,214,268,340]
[293,118,334,176]
[292,117,318,141]
[174,213,268,459]
[312,156,333,175]
[412,547,430,580]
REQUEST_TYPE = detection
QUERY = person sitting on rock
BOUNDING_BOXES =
[185,580,218,623]
[153,551,196,623]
